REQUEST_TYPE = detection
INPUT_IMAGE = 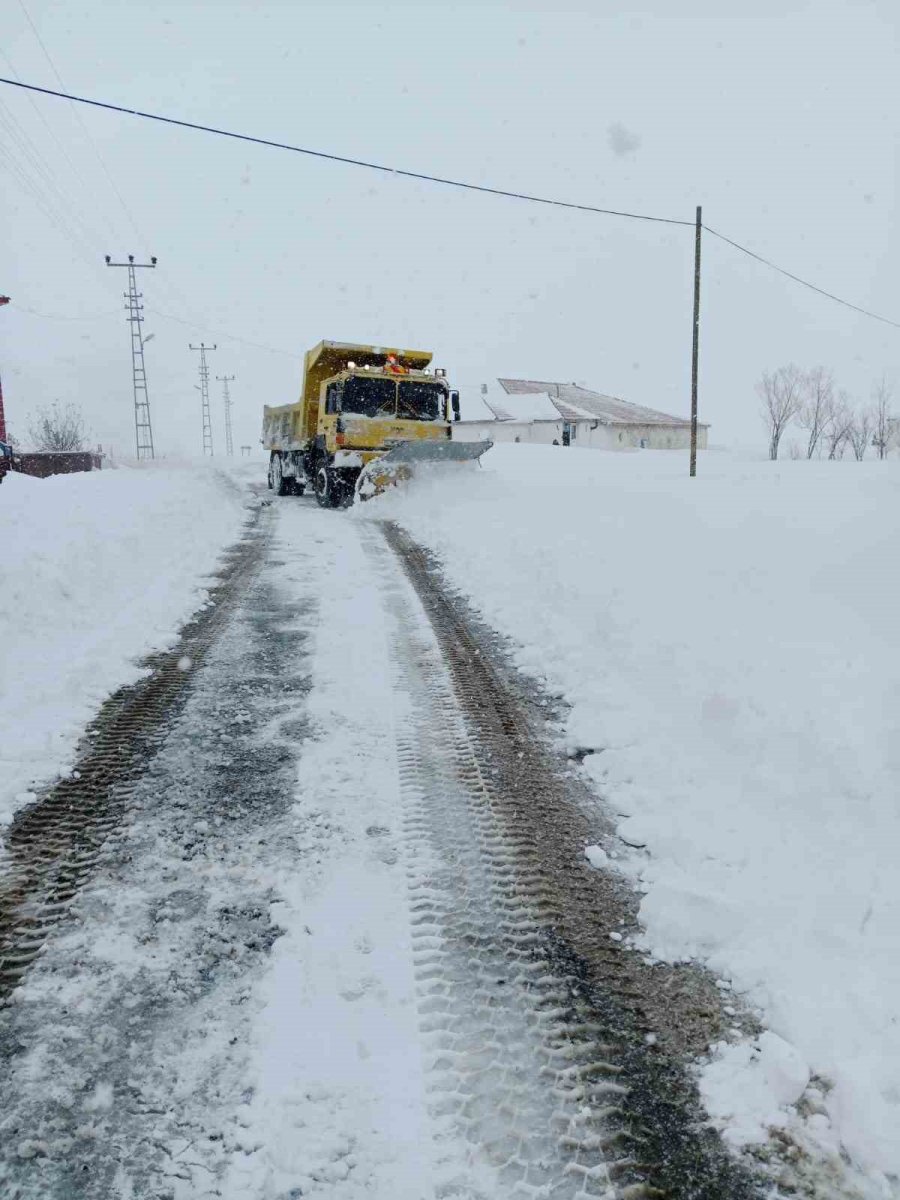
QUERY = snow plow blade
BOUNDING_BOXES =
[356,439,493,501]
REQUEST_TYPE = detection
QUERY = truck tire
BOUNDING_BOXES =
[271,453,291,497]
[314,461,338,508]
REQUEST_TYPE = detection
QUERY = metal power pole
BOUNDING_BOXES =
[217,374,235,457]
[190,343,216,455]
[689,206,702,477]
[0,296,9,445]
[0,294,10,484]
[105,255,157,460]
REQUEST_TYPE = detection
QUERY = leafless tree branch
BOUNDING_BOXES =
[757,364,803,460]
[870,376,893,460]
[847,406,874,461]
[26,401,88,453]
[797,366,835,459]
[825,392,853,459]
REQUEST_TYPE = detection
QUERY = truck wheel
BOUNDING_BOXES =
[272,454,291,497]
[314,462,338,508]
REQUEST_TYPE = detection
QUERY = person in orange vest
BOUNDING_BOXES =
[384,353,408,375]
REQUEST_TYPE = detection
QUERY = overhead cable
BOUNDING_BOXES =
[9,11,209,329]
[15,0,149,248]
[2,76,896,331]
[703,225,900,331]
[147,308,301,358]
[0,76,691,228]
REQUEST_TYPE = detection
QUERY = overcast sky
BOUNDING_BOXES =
[1,0,897,458]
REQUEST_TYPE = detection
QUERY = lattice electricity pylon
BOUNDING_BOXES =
[105,255,157,460]
[217,374,235,457]
[190,343,216,455]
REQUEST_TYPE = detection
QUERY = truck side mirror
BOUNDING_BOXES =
[451,391,461,422]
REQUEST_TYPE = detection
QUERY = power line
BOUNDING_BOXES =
[0,45,122,247]
[146,307,301,358]
[1,76,896,333]
[0,76,691,228]
[703,225,900,332]
[15,0,147,248]
[9,297,299,357]
[0,110,112,274]
[9,303,122,321]
[0,101,107,259]
[8,10,210,335]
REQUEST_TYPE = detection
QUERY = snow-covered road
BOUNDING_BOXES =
[0,492,757,1200]
[1,463,895,1200]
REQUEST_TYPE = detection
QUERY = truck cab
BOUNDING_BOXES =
[263,342,463,506]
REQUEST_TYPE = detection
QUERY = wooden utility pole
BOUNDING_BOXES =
[689,206,702,477]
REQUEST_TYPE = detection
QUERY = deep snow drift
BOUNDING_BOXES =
[0,463,248,830]
[367,444,900,1194]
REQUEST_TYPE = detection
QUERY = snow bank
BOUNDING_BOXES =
[367,444,900,1189]
[0,464,247,829]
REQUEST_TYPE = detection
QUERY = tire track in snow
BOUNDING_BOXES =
[0,498,270,1003]
[0,506,318,1198]
[364,538,636,1199]
[372,525,763,1200]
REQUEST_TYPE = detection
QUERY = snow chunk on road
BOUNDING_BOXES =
[83,1082,115,1113]
[701,1032,810,1147]
[584,844,609,869]
[0,464,247,829]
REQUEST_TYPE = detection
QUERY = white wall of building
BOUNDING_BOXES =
[454,419,707,450]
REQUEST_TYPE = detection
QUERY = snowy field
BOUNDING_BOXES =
[368,444,900,1193]
[0,463,249,831]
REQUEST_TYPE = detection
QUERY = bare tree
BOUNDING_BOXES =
[825,392,853,459]
[27,401,87,452]
[847,406,874,461]
[870,377,893,460]
[797,366,835,458]
[757,364,803,460]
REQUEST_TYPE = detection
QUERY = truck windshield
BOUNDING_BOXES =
[341,377,396,417]
[397,381,445,421]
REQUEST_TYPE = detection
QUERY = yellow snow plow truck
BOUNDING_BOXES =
[262,341,491,507]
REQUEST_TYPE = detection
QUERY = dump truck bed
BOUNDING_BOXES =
[262,402,305,451]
